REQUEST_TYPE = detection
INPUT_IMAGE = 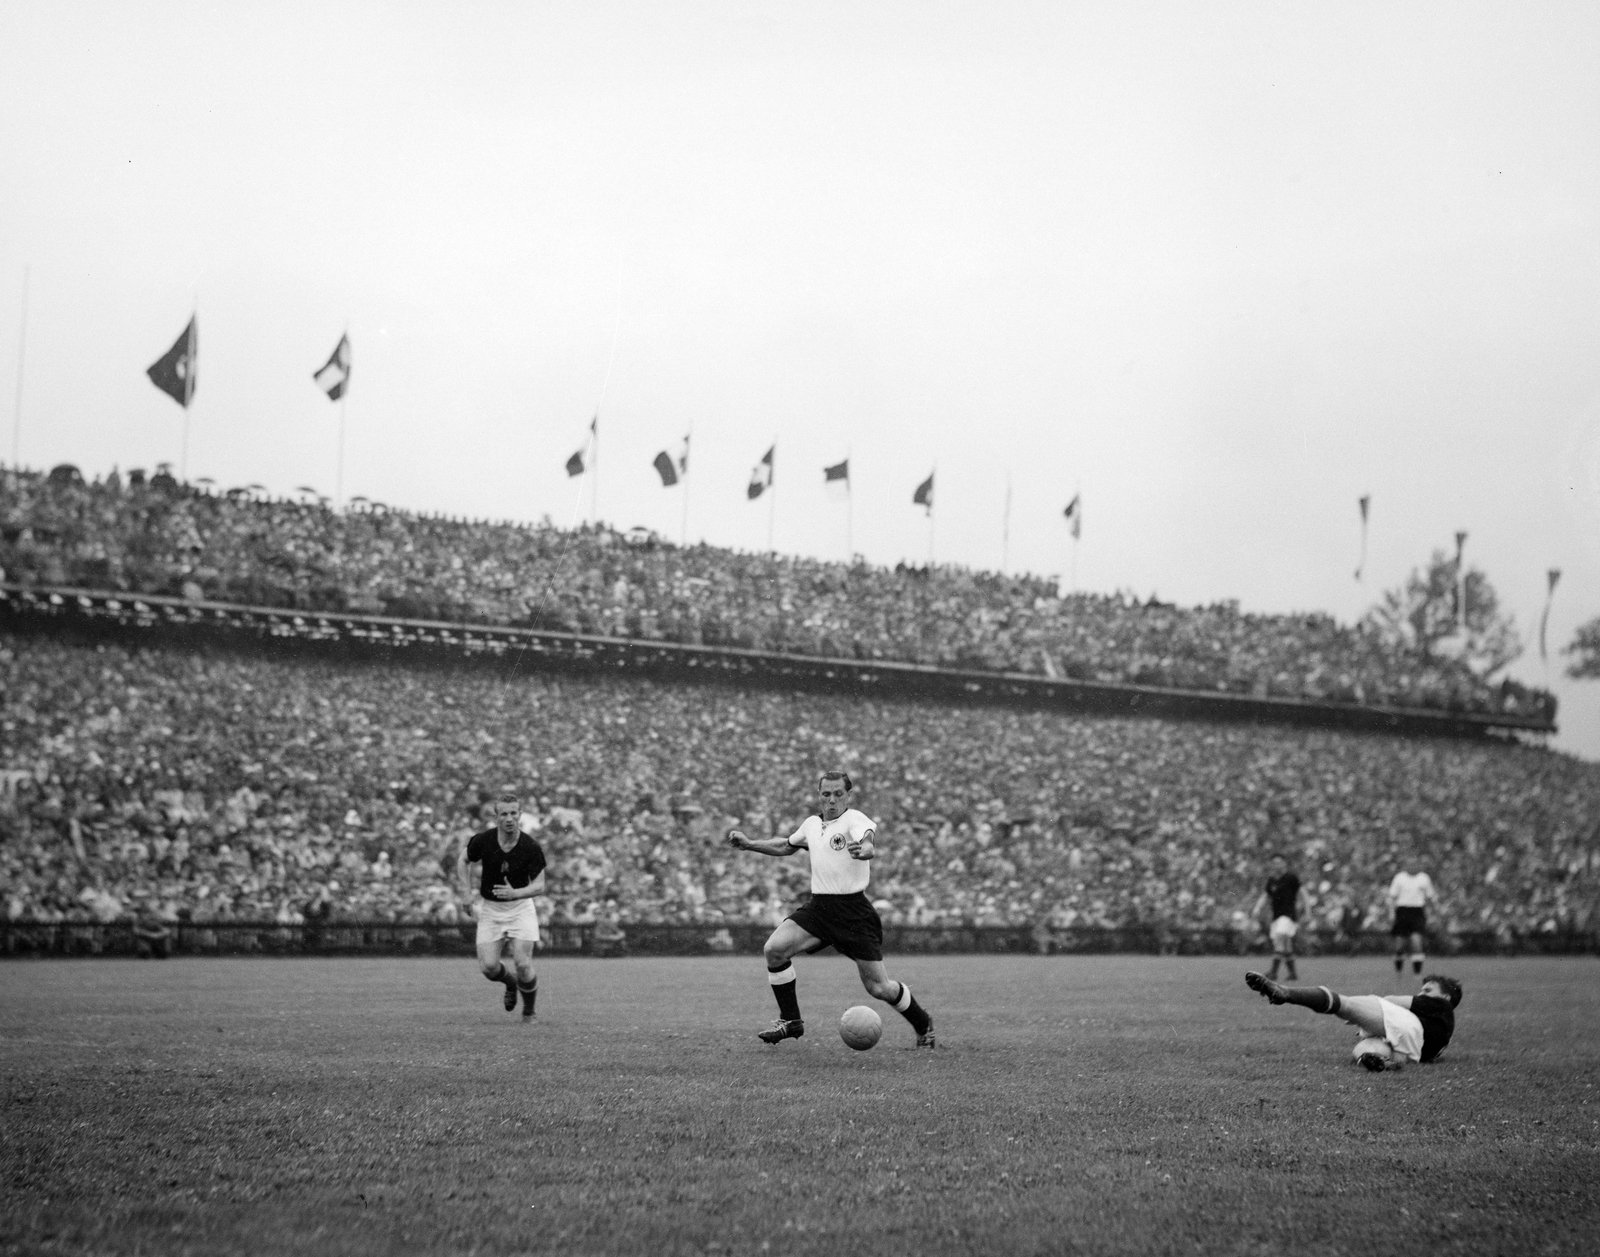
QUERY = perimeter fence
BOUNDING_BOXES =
[4,921,1596,959]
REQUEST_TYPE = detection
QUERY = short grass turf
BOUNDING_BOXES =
[3,955,1598,1257]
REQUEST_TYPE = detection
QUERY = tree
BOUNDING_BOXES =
[1564,619,1600,679]
[1364,549,1522,677]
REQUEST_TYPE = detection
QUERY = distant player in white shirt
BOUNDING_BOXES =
[1387,863,1437,976]
[727,770,935,1048]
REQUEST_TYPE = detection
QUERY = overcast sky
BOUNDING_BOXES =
[3,2,1599,756]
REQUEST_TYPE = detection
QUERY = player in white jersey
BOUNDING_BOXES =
[727,770,935,1048]
[1386,864,1437,976]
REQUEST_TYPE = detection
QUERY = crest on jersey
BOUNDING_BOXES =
[829,832,847,851]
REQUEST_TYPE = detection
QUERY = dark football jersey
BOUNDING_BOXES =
[1265,872,1301,920]
[465,829,547,901]
[1412,994,1455,1062]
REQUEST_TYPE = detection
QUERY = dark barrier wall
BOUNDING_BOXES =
[5,921,1596,959]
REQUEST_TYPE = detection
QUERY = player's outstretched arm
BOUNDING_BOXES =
[726,829,795,858]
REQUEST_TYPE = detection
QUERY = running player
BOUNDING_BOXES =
[459,792,546,1021]
[1387,860,1437,976]
[1251,852,1308,981]
[726,771,935,1048]
[1245,970,1461,1070]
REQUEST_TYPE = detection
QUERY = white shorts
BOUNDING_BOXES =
[1341,995,1425,1063]
[1269,915,1298,944]
[475,898,541,946]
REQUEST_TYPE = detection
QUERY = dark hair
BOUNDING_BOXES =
[1422,974,1463,1008]
[818,771,853,793]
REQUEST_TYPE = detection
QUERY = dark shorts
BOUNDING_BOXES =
[787,892,884,963]
[1391,906,1427,937]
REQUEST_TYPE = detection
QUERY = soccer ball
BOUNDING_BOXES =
[1352,1036,1394,1070]
[839,1005,883,1051]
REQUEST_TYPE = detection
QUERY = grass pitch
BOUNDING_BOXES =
[3,954,1598,1256]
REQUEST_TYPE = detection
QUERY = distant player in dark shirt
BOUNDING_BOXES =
[1251,852,1308,981]
[458,791,547,1021]
[1245,970,1461,1070]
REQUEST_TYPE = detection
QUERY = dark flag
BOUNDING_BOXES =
[567,415,596,476]
[1063,494,1081,539]
[824,459,849,483]
[913,472,933,514]
[147,316,197,408]
[654,436,689,487]
[748,445,774,499]
[313,333,351,400]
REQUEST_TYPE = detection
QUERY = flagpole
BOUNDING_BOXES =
[928,463,936,566]
[1002,473,1011,573]
[767,438,776,552]
[592,417,599,526]
[846,448,853,561]
[10,264,27,468]
[337,393,347,509]
[681,427,692,547]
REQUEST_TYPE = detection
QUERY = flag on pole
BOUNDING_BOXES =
[748,445,774,499]
[1354,494,1371,581]
[823,458,850,500]
[312,333,351,400]
[147,316,197,408]
[1540,568,1562,662]
[567,415,596,476]
[654,435,690,487]
[1063,494,1081,539]
[913,472,934,514]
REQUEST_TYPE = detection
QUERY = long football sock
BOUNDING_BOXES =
[1410,953,1425,975]
[1394,954,1404,974]
[888,982,931,1035]
[1268,956,1280,980]
[484,962,508,984]
[767,963,802,1022]
[1285,956,1298,981]
[1275,985,1338,1014]
[519,977,538,1014]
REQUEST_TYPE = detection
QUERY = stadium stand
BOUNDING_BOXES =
[0,466,1555,721]
[3,627,1595,950]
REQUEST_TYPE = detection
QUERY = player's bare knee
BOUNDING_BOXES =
[865,976,898,1002]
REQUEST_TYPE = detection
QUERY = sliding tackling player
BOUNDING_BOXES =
[727,770,935,1048]
[1246,970,1461,1070]
[459,792,546,1021]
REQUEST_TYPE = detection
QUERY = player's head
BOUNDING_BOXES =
[493,791,520,833]
[818,771,852,819]
[1419,974,1462,1007]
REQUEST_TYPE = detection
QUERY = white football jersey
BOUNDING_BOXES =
[1387,871,1435,907]
[787,808,876,895]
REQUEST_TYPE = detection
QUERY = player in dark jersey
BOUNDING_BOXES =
[458,792,547,1021]
[1251,853,1308,981]
[1245,971,1461,1069]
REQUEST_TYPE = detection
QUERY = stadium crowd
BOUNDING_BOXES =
[0,465,1553,720]
[2,632,1594,939]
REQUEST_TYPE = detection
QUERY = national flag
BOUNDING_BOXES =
[913,472,933,514]
[824,459,849,483]
[654,435,690,487]
[748,445,774,500]
[313,333,351,400]
[1354,494,1371,582]
[1540,568,1562,662]
[147,316,197,408]
[1063,494,1081,539]
[567,415,596,476]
